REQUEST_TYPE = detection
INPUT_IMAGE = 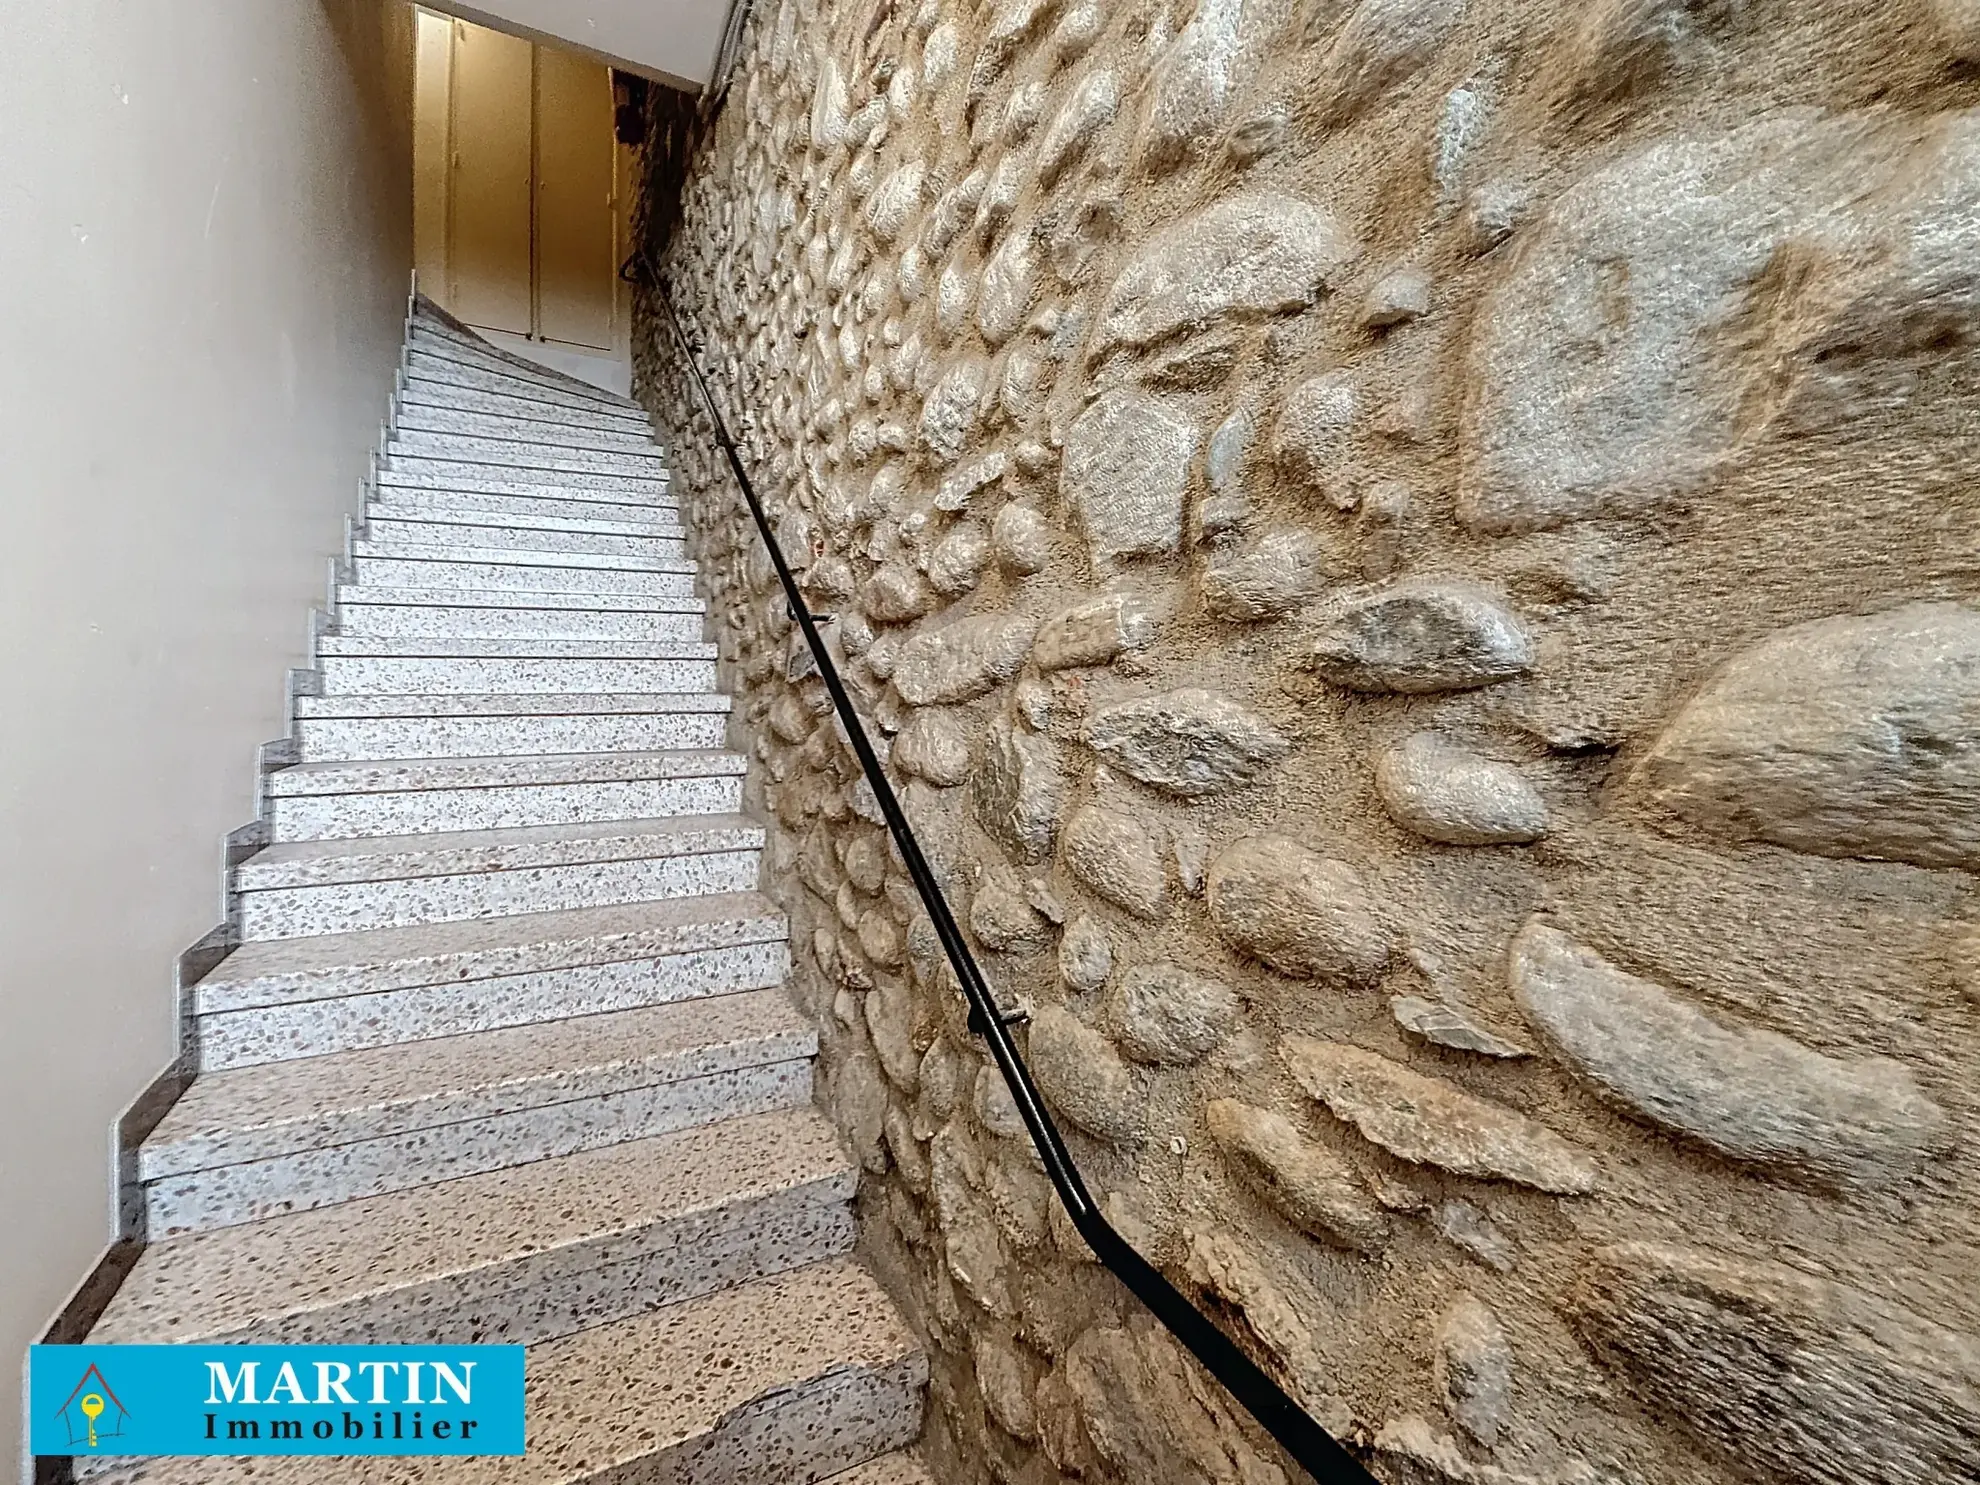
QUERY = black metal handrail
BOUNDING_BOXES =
[628,250,1376,1485]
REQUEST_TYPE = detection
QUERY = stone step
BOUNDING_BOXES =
[351,538,691,575]
[382,451,669,497]
[335,597,705,643]
[264,749,747,841]
[375,465,675,507]
[192,892,790,1069]
[83,1259,925,1485]
[143,991,814,1235]
[373,481,681,526]
[405,342,637,413]
[235,813,765,938]
[390,430,669,479]
[397,376,652,434]
[92,1105,856,1346]
[406,326,644,410]
[364,518,686,563]
[293,691,732,760]
[314,637,720,697]
[366,503,685,543]
[351,548,698,598]
[394,399,658,452]
[822,1456,938,1484]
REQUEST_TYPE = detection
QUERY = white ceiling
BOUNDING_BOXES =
[419,0,738,89]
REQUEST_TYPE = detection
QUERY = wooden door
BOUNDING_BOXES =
[534,48,619,351]
[446,21,533,336]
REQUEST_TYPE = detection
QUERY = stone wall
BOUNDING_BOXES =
[633,3,1980,1481]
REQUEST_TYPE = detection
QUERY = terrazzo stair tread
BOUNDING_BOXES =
[403,360,640,421]
[239,814,766,891]
[397,378,652,433]
[264,753,747,841]
[292,695,732,761]
[389,431,669,474]
[380,459,670,501]
[362,518,687,559]
[233,815,766,937]
[373,483,683,526]
[332,602,707,643]
[362,504,685,541]
[351,554,699,599]
[405,343,639,412]
[84,1260,926,1485]
[140,989,816,1182]
[318,636,718,661]
[293,691,730,718]
[350,538,693,574]
[317,658,718,699]
[395,401,658,451]
[335,584,703,615]
[406,328,643,409]
[820,1455,938,1484]
[193,891,789,1014]
[376,468,675,508]
[90,1106,858,1346]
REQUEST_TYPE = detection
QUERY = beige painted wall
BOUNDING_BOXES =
[0,0,415,1472]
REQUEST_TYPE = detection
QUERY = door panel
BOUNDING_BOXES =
[447,23,533,336]
[412,11,453,296]
[533,48,617,350]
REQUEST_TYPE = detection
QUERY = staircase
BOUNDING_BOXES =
[75,300,930,1483]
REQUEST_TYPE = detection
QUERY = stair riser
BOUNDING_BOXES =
[375,486,682,525]
[270,775,745,841]
[197,940,792,1070]
[396,403,655,451]
[295,712,731,760]
[146,1060,813,1237]
[404,349,629,412]
[625,1361,928,1485]
[238,848,763,939]
[391,431,669,478]
[385,454,668,496]
[353,556,698,596]
[167,1180,855,1348]
[317,656,720,696]
[365,519,685,561]
[335,605,706,641]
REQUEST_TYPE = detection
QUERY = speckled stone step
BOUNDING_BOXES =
[351,546,698,598]
[366,516,684,564]
[821,1455,938,1484]
[84,1260,925,1485]
[293,691,731,760]
[143,991,816,1235]
[93,1105,856,1347]
[405,344,637,412]
[373,481,681,526]
[395,400,657,451]
[192,892,789,1069]
[398,375,651,431]
[235,814,765,938]
[367,503,685,544]
[314,637,719,697]
[406,327,643,406]
[390,431,670,479]
[334,586,706,642]
[264,750,746,841]
[383,450,668,496]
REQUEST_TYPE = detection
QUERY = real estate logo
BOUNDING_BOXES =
[53,1363,130,1450]
[29,1345,525,1458]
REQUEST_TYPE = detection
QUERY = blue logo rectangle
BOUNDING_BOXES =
[29,1345,525,1457]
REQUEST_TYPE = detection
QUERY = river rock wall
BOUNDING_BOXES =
[633,3,1980,1481]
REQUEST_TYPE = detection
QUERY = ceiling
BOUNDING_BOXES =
[417,0,740,89]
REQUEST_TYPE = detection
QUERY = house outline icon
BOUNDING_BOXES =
[54,1363,130,1449]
